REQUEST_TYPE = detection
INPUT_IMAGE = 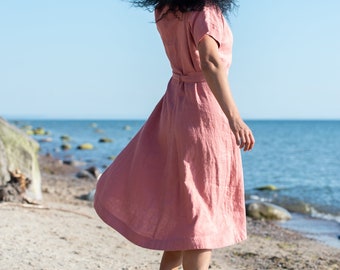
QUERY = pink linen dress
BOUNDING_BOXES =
[94,5,246,251]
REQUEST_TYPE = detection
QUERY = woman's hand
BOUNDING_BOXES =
[229,117,255,151]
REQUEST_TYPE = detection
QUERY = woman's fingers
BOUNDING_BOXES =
[230,119,255,151]
[239,131,246,149]
[243,129,255,151]
[249,132,255,150]
[235,132,241,146]
[237,128,255,151]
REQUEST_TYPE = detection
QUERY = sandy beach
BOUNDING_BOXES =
[0,155,339,270]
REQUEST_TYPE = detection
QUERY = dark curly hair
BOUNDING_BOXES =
[129,0,238,16]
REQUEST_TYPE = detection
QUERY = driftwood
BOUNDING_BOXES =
[0,169,32,203]
[0,169,94,219]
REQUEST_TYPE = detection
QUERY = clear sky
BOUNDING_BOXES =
[1,0,339,120]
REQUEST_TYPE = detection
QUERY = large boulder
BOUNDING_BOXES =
[246,200,292,221]
[0,117,42,200]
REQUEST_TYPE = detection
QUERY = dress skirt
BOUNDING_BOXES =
[94,75,247,251]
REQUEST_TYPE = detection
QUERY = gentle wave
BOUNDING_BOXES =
[310,208,340,224]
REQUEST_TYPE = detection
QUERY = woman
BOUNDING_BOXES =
[94,0,255,269]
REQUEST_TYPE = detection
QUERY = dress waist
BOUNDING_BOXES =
[172,72,206,83]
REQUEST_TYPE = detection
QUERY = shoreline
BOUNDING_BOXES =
[245,193,340,249]
[9,119,340,225]
[0,154,339,269]
[281,213,340,249]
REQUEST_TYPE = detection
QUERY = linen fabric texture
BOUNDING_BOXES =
[94,5,247,251]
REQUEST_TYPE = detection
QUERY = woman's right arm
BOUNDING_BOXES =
[198,35,255,151]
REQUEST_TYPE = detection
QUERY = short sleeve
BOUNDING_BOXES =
[189,6,224,48]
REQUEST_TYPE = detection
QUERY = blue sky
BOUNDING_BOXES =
[1,0,339,120]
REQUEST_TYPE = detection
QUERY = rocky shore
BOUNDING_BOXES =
[0,155,339,270]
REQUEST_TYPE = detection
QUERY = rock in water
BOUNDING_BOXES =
[255,185,278,191]
[98,138,113,143]
[0,117,42,200]
[246,201,292,221]
[77,143,94,150]
[60,143,72,150]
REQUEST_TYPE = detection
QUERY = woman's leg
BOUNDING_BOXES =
[182,249,212,270]
[159,250,183,270]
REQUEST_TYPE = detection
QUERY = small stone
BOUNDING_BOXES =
[86,166,101,179]
[39,137,53,143]
[77,189,96,201]
[99,138,113,143]
[33,127,47,135]
[63,160,87,167]
[60,135,71,141]
[77,143,94,150]
[76,170,95,179]
[60,143,72,150]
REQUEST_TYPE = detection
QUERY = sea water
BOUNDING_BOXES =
[9,119,340,247]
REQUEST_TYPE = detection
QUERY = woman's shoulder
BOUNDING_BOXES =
[155,6,182,22]
[186,5,224,25]
[155,5,224,22]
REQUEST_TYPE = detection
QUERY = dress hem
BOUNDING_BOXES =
[94,198,247,251]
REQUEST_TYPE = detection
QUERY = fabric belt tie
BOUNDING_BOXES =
[172,72,206,83]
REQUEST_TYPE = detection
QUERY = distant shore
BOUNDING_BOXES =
[0,154,339,270]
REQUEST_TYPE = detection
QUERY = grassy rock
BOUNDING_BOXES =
[0,117,42,200]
